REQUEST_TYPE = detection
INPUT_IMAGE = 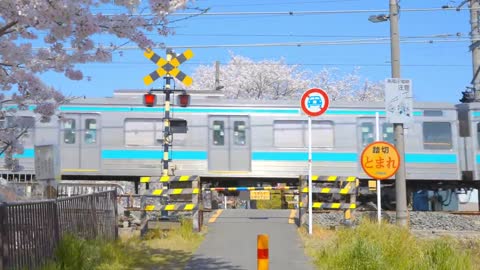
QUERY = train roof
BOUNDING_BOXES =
[63,89,457,110]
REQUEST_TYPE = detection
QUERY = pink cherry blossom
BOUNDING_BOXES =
[0,0,191,170]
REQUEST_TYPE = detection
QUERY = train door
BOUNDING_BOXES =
[208,116,251,172]
[61,114,101,171]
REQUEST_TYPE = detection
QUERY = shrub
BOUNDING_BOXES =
[303,219,477,270]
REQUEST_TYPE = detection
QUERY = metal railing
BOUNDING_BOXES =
[0,190,118,270]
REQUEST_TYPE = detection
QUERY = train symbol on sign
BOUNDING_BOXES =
[307,96,323,108]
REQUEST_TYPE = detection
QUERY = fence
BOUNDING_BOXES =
[0,190,118,270]
[299,176,359,226]
[140,175,201,233]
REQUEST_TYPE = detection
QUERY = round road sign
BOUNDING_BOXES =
[300,88,330,117]
[360,141,400,180]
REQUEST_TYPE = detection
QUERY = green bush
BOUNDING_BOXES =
[307,219,475,270]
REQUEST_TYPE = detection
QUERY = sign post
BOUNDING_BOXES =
[375,112,381,223]
[300,88,329,235]
[360,140,400,223]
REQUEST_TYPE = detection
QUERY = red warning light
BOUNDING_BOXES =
[143,93,157,107]
[178,93,190,107]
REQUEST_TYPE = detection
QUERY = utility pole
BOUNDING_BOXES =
[470,0,480,101]
[389,0,408,226]
[214,61,221,90]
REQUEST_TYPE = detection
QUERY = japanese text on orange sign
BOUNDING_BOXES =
[360,141,400,180]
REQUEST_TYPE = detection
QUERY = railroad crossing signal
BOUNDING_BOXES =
[143,48,194,86]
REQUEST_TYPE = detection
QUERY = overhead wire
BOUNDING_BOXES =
[105,7,476,17]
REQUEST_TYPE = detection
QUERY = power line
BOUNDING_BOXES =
[31,37,472,51]
[110,7,475,17]
[207,0,359,8]
[104,38,474,50]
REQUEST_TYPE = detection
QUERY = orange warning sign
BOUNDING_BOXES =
[360,141,400,180]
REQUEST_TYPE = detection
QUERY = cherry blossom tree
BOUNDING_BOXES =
[0,0,192,170]
[189,53,384,102]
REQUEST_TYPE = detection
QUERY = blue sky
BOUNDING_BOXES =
[42,0,473,103]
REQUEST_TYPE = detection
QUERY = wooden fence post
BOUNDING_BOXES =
[90,195,98,238]
[113,190,119,240]
[53,200,60,245]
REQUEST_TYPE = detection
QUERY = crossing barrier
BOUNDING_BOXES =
[140,175,201,233]
[299,175,359,226]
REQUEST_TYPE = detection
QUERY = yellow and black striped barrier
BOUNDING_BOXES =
[144,203,198,211]
[150,188,200,196]
[311,176,357,182]
[140,175,199,183]
[299,202,357,209]
[298,175,359,226]
[140,175,201,234]
[301,187,355,195]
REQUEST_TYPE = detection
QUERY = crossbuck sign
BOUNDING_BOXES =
[143,49,194,86]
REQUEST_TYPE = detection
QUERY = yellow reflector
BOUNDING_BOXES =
[145,205,155,211]
[179,176,190,181]
[140,177,151,183]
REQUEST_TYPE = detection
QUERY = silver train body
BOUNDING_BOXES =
[3,91,480,198]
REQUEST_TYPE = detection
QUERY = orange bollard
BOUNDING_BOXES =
[257,234,269,270]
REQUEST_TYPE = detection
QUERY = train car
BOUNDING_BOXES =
[1,90,478,209]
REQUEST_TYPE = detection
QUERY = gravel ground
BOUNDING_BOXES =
[312,211,480,232]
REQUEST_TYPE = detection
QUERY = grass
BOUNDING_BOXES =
[299,219,480,270]
[42,218,204,270]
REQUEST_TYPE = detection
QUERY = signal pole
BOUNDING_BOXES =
[389,0,408,226]
[161,49,175,177]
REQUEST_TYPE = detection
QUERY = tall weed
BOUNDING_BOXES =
[304,219,477,270]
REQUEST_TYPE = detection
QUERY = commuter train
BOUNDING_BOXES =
[2,90,480,210]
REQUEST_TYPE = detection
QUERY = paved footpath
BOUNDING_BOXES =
[185,209,314,270]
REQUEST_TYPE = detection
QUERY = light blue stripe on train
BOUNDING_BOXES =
[100,150,456,164]
[10,149,457,164]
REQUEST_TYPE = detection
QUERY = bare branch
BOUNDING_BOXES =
[0,21,18,37]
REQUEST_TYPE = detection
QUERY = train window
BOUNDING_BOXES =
[308,121,334,148]
[274,120,303,147]
[361,122,374,146]
[213,120,225,145]
[64,119,76,144]
[233,121,246,145]
[84,119,97,144]
[423,122,452,150]
[382,123,394,144]
[125,119,162,146]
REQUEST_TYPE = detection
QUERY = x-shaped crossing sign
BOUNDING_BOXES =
[143,49,194,86]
